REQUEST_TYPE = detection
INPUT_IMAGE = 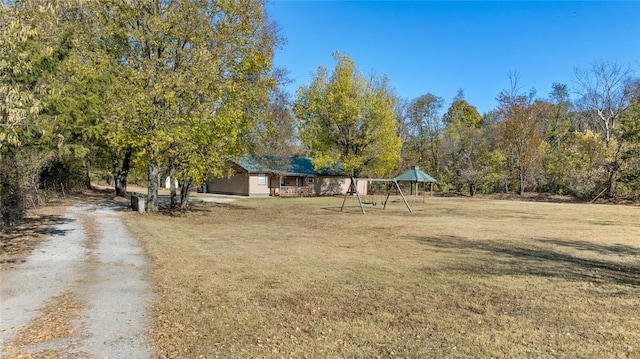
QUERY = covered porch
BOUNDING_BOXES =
[270,174,315,197]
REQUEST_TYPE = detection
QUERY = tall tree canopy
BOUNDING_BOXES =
[574,60,635,145]
[82,0,281,211]
[495,74,544,195]
[294,52,401,178]
[441,95,499,195]
[0,1,78,225]
[1,0,281,213]
[442,97,482,129]
[402,93,444,176]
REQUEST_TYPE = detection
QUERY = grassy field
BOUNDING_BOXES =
[123,195,640,358]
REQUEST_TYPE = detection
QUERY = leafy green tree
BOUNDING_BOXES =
[442,94,483,129]
[441,96,502,195]
[86,0,280,211]
[0,1,76,225]
[401,93,444,178]
[546,83,573,153]
[616,95,640,198]
[294,52,401,178]
[495,74,544,195]
[62,2,139,198]
[560,130,608,198]
[539,84,576,194]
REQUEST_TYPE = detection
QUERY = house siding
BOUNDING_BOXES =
[207,172,249,196]
[314,176,367,196]
[315,176,343,195]
[207,157,367,197]
[248,174,271,197]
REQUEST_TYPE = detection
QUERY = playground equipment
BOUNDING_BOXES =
[341,177,411,215]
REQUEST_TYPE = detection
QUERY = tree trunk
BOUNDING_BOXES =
[111,146,132,197]
[169,177,177,209]
[605,143,623,199]
[519,171,525,196]
[83,159,92,190]
[469,182,476,197]
[168,159,177,209]
[147,157,160,213]
[605,161,620,199]
[180,176,193,209]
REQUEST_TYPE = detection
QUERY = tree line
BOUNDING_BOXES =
[1,1,639,228]
[294,53,640,203]
[397,65,640,200]
[1,0,282,223]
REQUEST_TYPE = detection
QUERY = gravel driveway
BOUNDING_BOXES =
[0,203,154,358]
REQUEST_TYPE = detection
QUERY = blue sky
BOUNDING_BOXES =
[266,1,640,115]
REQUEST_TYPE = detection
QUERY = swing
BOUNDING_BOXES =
[379,191,387,206]
[340,177,411,215]
[363,193,377,206]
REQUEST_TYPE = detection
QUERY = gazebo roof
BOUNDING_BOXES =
[395,166,437,182]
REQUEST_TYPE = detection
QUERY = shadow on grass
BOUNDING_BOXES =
[158,201,256,216]
[538,238,640,256]
[322,202,404,214]
[322,206,344,213]
[414,235,640,287]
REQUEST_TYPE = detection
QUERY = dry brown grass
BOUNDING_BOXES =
[123,195,640,358]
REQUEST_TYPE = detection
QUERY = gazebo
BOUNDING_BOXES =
[395,166,437,199]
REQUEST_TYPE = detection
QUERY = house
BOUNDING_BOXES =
[206,155,367,197]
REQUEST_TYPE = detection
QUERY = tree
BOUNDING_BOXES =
[546,83,574,153]
[495,74,544,195]
[61,2,140,198]
[442,91,483,129]
[613,91,640,198]
[88,0,280,212]
[441,96,495,195]
[573,61,639,198]
[561,130,608,198]
[246,69,304,173]
[402,93,445,178]
[574,60,635,145]
[294,52,401,178]
[0,1,76,225]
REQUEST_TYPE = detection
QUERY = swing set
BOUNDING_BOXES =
[341,177,412,215]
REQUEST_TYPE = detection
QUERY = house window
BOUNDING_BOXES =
[258,173,266,186]
[307,176,314,184]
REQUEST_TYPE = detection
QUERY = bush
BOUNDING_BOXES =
[0,149,46,227]
[39,156,89,193]
[0,151,89,228]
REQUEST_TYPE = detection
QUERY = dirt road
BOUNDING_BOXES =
[0,203,154,358]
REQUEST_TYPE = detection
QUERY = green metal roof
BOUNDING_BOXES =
[235,155,343,176]
[395,166,437,182]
